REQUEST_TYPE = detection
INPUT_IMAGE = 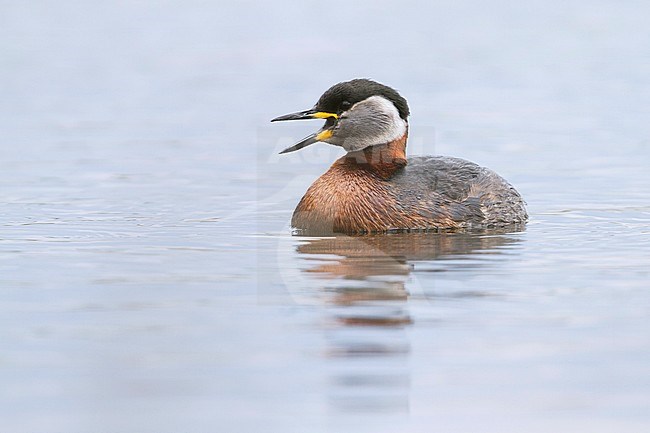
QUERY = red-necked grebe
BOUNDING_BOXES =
[272,79,527,234]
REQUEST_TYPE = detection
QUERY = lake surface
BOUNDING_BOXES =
[1,1,649,432]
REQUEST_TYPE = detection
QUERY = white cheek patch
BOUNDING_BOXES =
[336,95,407,152]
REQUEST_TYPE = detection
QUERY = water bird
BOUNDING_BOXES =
[272,79,527,234]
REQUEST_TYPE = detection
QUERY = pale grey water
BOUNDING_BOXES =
[1,1,650,432]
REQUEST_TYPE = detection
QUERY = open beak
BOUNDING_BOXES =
[271,109,338,154]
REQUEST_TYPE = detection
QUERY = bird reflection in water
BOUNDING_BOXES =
[294,230,523,413]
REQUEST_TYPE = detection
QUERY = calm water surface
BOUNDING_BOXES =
[1,1,649,432]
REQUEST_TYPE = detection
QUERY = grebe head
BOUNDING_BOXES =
[271,79,410,154]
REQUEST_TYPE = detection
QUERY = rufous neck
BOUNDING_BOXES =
[340,131,408,179]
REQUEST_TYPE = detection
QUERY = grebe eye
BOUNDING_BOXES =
[340,100,351,110]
